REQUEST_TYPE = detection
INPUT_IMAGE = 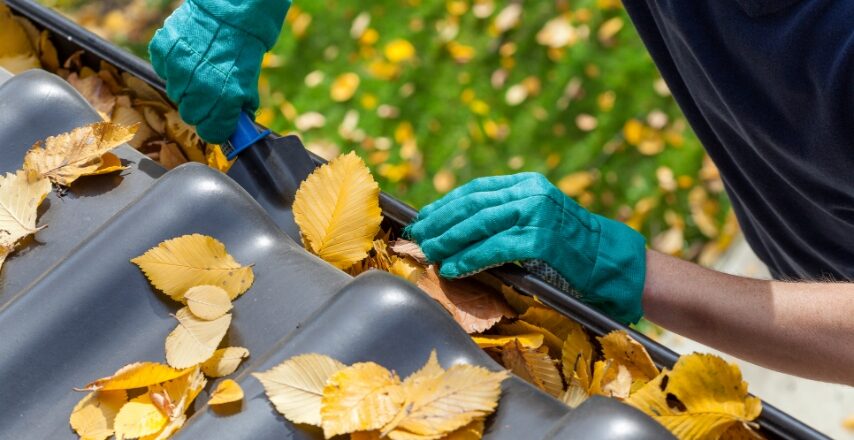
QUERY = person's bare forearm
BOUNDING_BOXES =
[642,250,854,385]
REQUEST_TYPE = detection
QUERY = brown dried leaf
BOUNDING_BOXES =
[417,266,515,333]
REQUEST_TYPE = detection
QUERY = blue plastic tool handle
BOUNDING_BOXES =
[224,111,272,160]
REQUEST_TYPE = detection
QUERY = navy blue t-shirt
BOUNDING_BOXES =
[623,0,854,280]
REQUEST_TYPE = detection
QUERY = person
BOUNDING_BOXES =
[149,0,854,385]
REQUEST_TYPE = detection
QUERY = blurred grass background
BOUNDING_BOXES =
[40,0,736,264]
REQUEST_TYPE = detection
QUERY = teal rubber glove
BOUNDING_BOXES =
[406,173,647,324]
[149,0,291,143]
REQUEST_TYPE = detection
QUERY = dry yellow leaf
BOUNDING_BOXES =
[201,346,250,378]
[113,394,169,439]
[137,368,207,440]
[292,152,382,270]
[626,354,762,440]
[499,285,539,314]
[69,390,127,440]
[206,144,234,173]
[845,414,854,431]
[590,361,631,399]
[417,266,515,334]
[389,239,427,265]
[184,285,233,320]
[351,431,382,440]
[561,323,593,390]
[389,257,423,283]
[23,121,137,186]
[598,330,659,382]
[560,380,588,409]
[442,418,485,440]
[500,340,563,397]
[321,362,405,438]
[81,362,190,391]
[164,110,205,163]
[158,142,187,170]
[0,3,40,74]
[208,379,244,405]
[518,307,580,341]
[253,353,346,426]
[67,72,116,119]
[131,234,254,302]
[382,363,507,440]
[720,422,765,440]
[89,152,127,176]
[331,72,361,102]
[497,321,562,359]
[165,307,232,369]
[384,39,416,63]
[472,333,543,350]
[0,170,51,253]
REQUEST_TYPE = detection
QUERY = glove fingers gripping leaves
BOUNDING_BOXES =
[407,172,646,325]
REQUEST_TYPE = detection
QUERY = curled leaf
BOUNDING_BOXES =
[208,379,244,405]
[201,347,250,378]
[501,340,563,397]
[23,121,137,186]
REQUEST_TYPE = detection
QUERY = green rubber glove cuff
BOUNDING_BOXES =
[581,215,647,324]
[189,0,291,50]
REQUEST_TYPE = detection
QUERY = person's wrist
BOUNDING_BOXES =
[582,215,647,324]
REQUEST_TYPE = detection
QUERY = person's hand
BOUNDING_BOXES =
[149,0,291,144]
[406,173,647,324]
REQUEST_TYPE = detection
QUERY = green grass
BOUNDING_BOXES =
[46,0,734,261]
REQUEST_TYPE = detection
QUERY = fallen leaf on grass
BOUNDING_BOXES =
[293,151,382,270]
[208,379,244,405]
[131,234,254,302]
[165,307,232,369]
[23,121,137,186]
[201,347,249,378]
[254,353,346,426]
[417,266,515,334]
